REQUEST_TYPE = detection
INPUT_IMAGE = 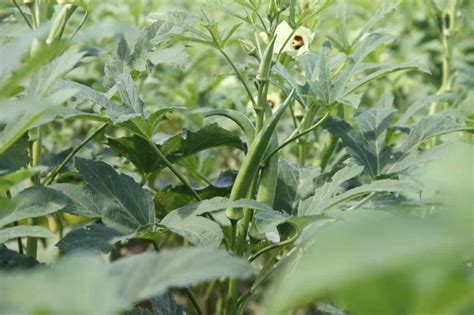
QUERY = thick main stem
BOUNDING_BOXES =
[429,0,457,115]
[26,126,42,258]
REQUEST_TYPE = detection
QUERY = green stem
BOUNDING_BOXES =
[248,224,299,263]
[262,112,329,166]
[12,0,33,29]
[237,251,279,311]
[429,0,457,115]
[43,123,107,185]
[296,104,320,165]
[346,192,375,211]
[26,126,42,258]
[12,221,24,255]
[184,288,204,315]
[148,140,206,206]
[67,10,88,42]
[202,281,217,312]
[319,133,338,172]
[25,219,38,258]
[225,279,239,315]
[152,236,203,315]
[219,49,257,109]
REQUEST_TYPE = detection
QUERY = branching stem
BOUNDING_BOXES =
[43,123,107,186]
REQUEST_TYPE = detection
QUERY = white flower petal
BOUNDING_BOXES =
[274,21,294,54]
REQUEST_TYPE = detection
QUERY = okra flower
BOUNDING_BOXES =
[274,21,314,56]
[267,91,282,113]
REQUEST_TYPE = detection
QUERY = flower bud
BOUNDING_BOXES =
[238,39,259,60]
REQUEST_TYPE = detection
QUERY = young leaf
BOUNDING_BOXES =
[115,73,146,116]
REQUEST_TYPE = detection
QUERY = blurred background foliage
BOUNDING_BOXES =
[0,0,472,314]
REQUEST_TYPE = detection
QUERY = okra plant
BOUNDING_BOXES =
[0,0,473,314]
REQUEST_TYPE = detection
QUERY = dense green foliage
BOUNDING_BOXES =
[0,0,473,314]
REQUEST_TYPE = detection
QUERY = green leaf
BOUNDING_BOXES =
[148,11,206,40]
[0,244,39,270]
[397,93,457,126]
[322,179,420,211]
[110,247,255,302]
[353,108,397,175]
[162,215,223,248]
[126,292,184,315]
[115,73,146,116]
[0,254,123,315]
[273,160,321,214]
[107,136,157,174]
[29,50,86,96]
[203,108,255,144]
[401,113,469,151]
[55,80,140,123]
[154,170,235,215]
[0,248,253,314]
[298,165,364,216]
[147,45,188,66]
[323,107,396,177]
[75,158,155,233]
[56,223,127,254]
[251,209,289,237]
[352,1,399,45]
[385,144,445,174]
[0,225,55,243]
[0,98,56,154]
[108,123,244,173]
[50,183,102,218]
[128,18,188,71]
[149,292,184,315]
[0,186,68,227]
[0,167,44,194]
[0,135,29,173]
[264,210,470,315]
[118,107,180,140]
[300,176,419,216]
[0,25,49,84]
[162,197,274,223]
[313,41,332,105]
[343,62,430,97]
